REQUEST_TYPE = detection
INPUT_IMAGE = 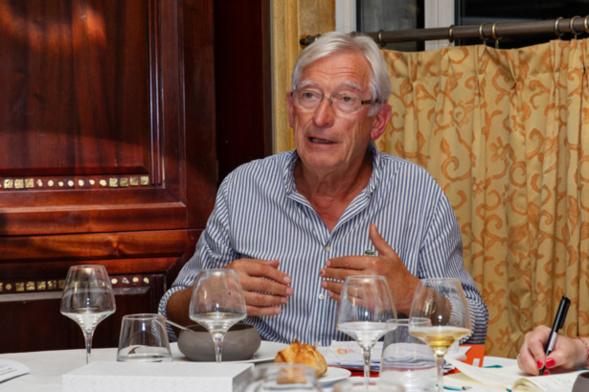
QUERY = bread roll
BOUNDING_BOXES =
[275,339,328,376]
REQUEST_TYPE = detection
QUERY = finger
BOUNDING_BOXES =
[244,290,289,307]
[326,255,374,271]
[246,304,282,316]
[321,279,344,296]
[229,259,292,286]
[242,276,293,298]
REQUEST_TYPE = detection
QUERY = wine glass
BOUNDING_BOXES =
[189,269,247,362]
[336,275,397,384]
[60,265,116,364]
[408,278,472,392]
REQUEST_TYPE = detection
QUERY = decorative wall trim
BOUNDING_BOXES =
[0,176,150,191]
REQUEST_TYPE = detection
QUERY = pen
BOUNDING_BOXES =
[539,295,570,375]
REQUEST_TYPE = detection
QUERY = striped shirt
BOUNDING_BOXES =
[158,148,488,345]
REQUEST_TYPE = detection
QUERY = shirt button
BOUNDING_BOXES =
[314,341,321,347]
[325,245,331,252]
[318,293,325,300]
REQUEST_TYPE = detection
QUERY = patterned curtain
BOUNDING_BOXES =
[380,39,589,357]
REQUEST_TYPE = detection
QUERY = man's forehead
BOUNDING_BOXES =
[297,52,371,90]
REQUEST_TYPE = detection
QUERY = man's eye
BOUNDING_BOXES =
[339,95,357,104]
[300,91,319,100]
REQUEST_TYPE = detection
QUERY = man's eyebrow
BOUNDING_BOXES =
[297,81,363,92]
[297,81,319,90]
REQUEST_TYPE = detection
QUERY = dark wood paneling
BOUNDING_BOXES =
[0,0,217,352]
[214,0,272,182]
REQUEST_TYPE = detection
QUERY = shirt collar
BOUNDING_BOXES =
[282,146,381,196]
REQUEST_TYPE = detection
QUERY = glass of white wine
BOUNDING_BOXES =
[189,269,247,362]
[336,275,397,383]
[408,278,472,392]
[60,265,116,364]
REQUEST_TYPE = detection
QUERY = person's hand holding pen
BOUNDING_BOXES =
[517,296,589,375]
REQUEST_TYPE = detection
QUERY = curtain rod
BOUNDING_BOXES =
[300,15,589,46]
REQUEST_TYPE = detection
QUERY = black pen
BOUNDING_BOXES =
[539,295,570,375]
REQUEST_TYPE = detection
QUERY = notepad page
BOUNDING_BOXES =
[446,358,581,392]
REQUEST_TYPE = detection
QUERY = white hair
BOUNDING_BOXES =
[291,32,392,112]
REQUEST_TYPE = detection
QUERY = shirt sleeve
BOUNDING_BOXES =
[418,189,489,345]
[158,179,238,339]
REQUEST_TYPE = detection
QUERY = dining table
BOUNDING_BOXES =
[0,343,513,392]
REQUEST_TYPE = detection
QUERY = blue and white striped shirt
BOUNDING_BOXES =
[159,149,488,345]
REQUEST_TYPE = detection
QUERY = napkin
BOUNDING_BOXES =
[63,361,253,392]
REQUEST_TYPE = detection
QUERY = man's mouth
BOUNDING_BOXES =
[309,137,334,144]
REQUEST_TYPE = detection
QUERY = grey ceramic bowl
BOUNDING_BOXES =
[177,323,261,361]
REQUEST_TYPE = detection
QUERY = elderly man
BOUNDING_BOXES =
[159,31,488,345]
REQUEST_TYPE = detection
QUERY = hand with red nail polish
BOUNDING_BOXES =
[517,325,588,375]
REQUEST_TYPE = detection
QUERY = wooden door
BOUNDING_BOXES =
[0,0,217,352]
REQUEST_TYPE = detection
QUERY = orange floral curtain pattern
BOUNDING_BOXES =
[379,39,589,357]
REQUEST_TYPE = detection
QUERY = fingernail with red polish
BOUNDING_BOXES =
[545,358,556,368]
[537,361,543,369]
[543,370,550,376]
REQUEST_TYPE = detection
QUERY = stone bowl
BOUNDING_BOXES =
[177,322,261,361]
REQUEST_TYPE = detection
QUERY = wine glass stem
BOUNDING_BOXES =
[362,348,371,379]
[83,331,93,364]
[212,332,225,363]
[435,353,445,392]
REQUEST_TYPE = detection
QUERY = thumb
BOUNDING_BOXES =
[369,223,398,259]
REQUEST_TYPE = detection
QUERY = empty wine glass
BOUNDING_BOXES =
[336,275,397,384]
[60,265,116,364]
[408,278,472,392]
[189,269,247,362]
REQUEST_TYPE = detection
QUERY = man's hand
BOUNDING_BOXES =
[166,259,293,328]
[225,259,293,316]
[319,223,419,315]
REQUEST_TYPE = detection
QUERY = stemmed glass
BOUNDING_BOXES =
[60,265,116,364]
[336,275,397,383]
[189,269,247,362]
[408,278,472,392]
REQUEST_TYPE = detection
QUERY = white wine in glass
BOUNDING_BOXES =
[336,275,397,382]
[60,265,116,364]
[189,269,247,362]
[409,278,472,392]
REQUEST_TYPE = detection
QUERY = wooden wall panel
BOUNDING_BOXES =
[0,0,217,352]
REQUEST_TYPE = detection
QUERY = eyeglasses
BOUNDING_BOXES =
[290,89,377,114]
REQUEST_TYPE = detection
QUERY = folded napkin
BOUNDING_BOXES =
[318,341,470,373]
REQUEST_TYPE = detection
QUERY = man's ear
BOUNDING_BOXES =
[370,103,392,140]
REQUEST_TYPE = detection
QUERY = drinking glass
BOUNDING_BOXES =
[244,363,322,392]
[60,265,116,364]
[408,278,472,392]
[117,313,172,362]
[336,275,397,383]
[334,378,405,392]
[380,318,436,392]
[189,269,247,362]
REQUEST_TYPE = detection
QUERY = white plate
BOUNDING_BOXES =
[319,367,352,386]
[233,341,289,363]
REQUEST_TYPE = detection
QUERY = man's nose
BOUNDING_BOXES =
[313,96,335,127]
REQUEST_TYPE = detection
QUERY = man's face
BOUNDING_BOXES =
[286,50,391,176]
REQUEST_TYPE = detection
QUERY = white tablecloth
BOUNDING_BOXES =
[0,344,514,392]
[0,343,192,392]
